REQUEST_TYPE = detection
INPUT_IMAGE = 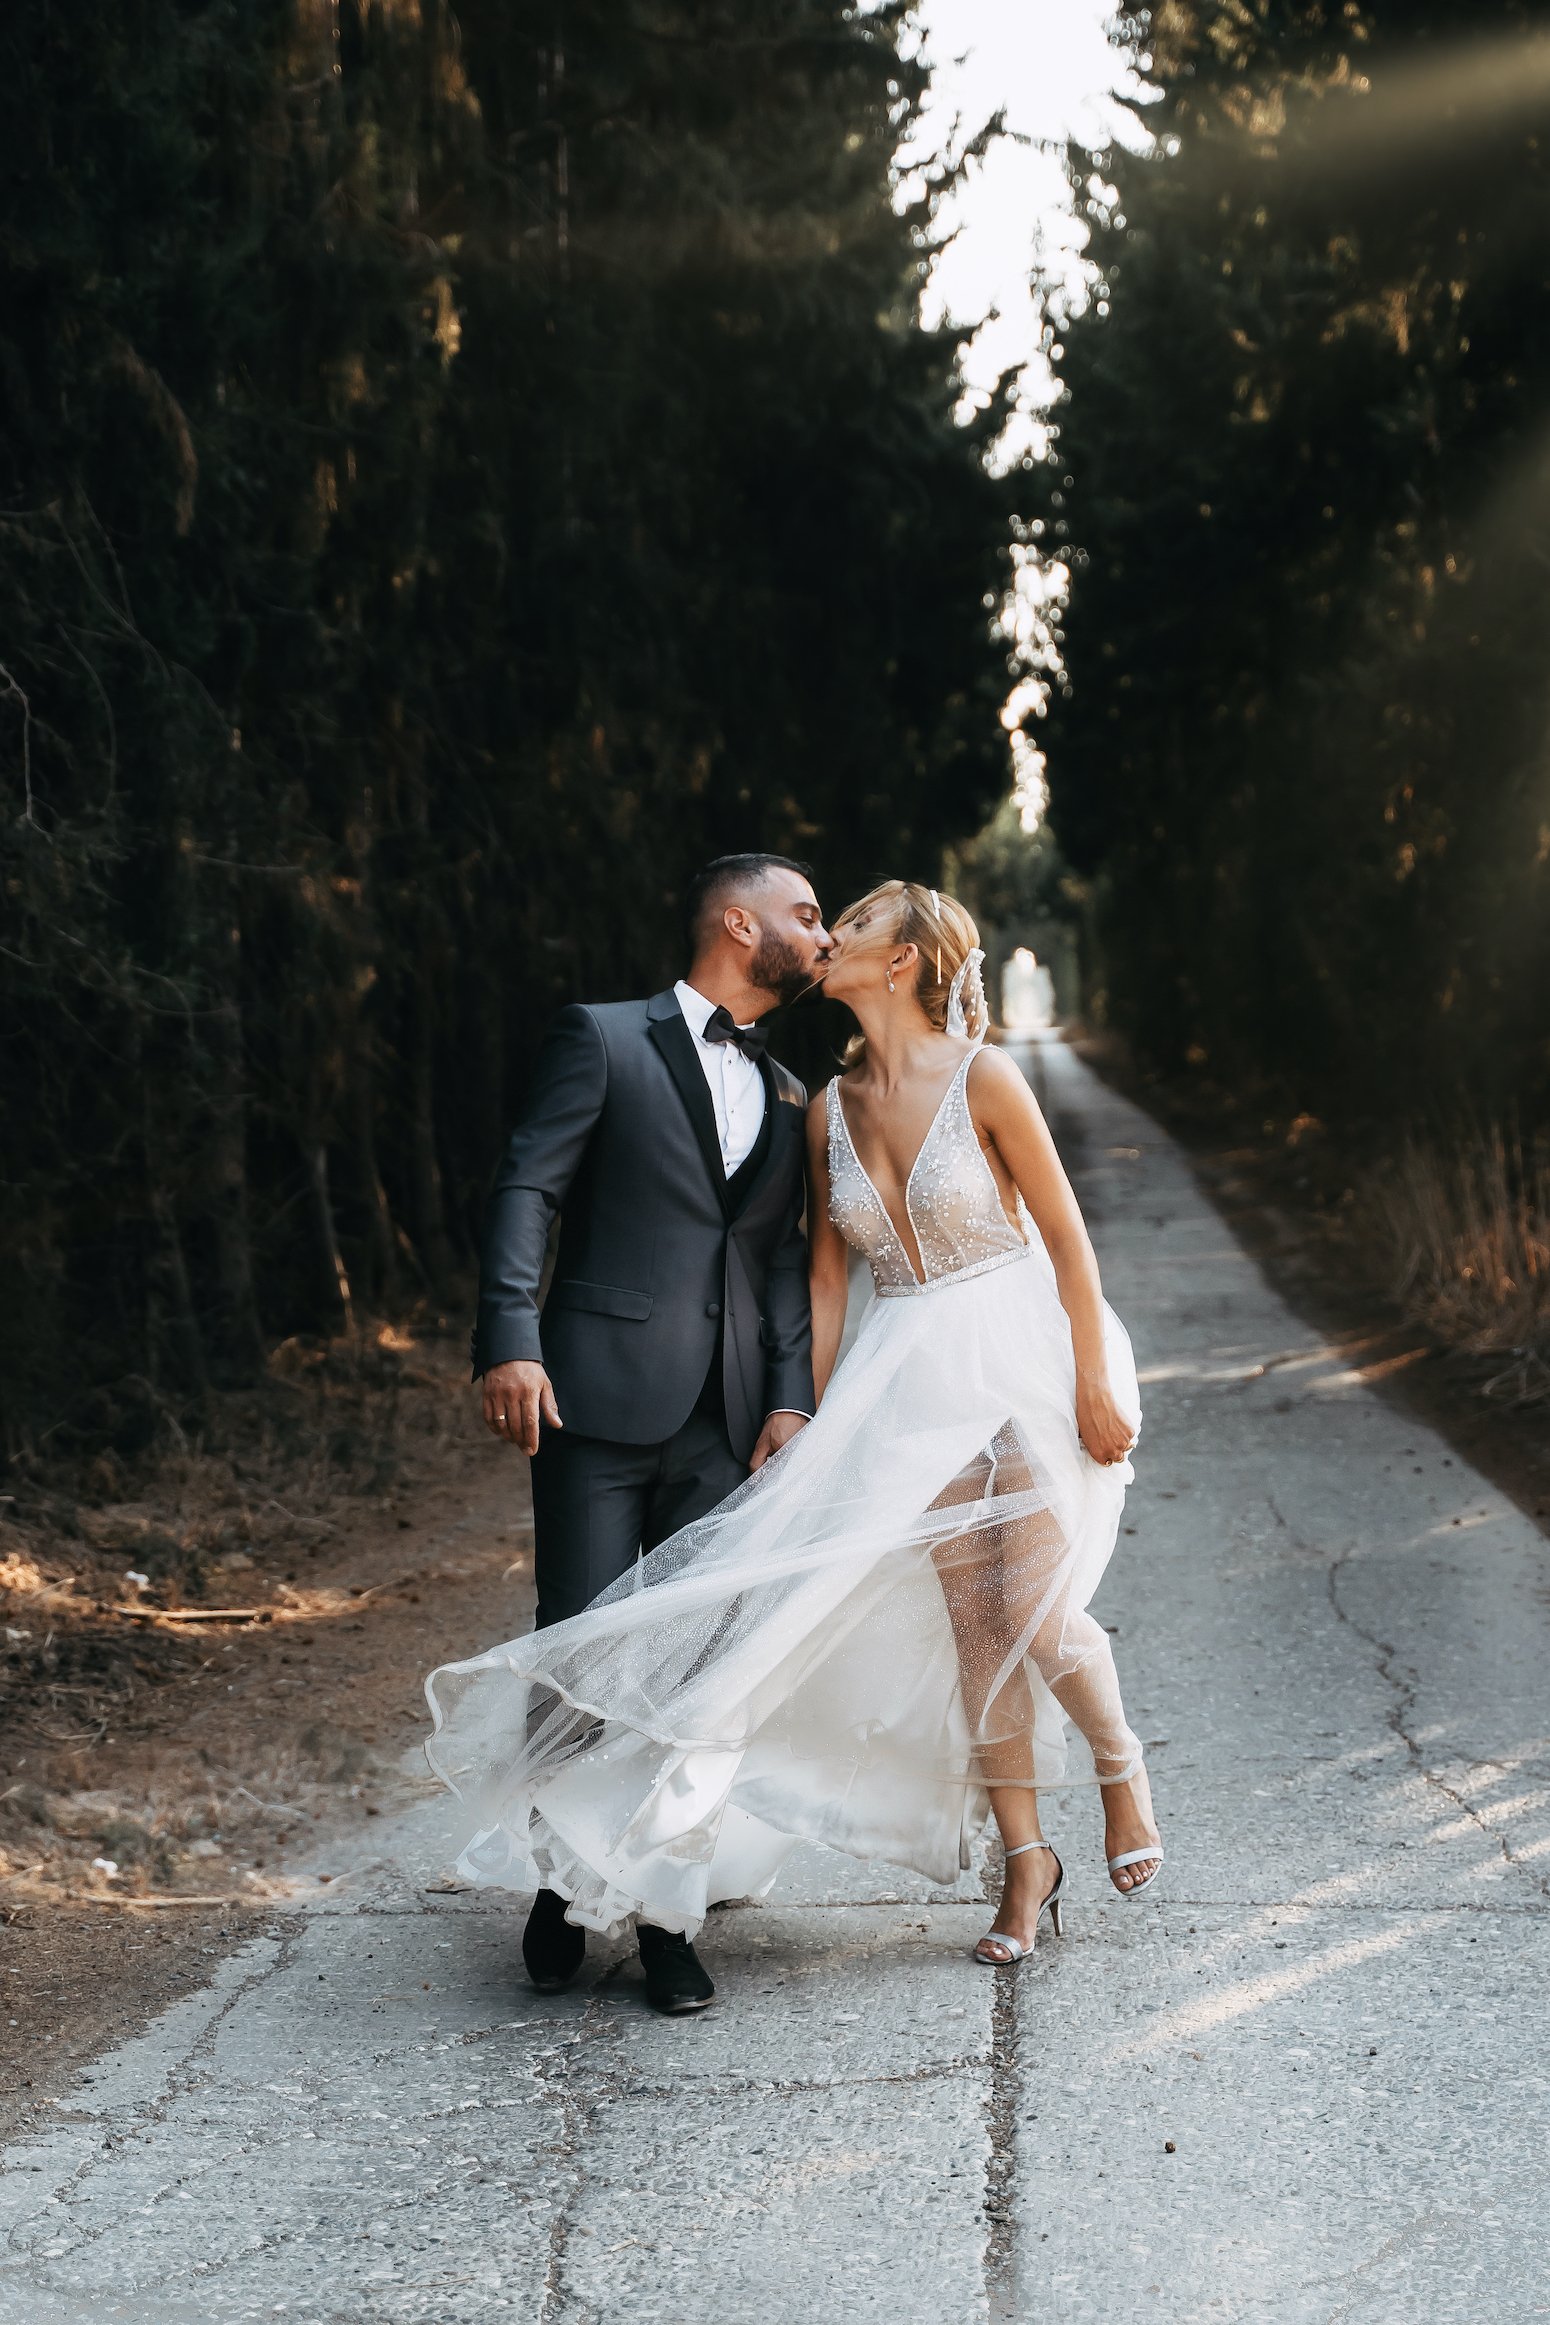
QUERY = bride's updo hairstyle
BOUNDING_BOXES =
[833,880,988,1062]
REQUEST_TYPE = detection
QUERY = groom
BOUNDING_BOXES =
[473,854,832,2011]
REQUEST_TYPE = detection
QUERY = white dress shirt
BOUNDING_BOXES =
[673,980,767,1175]
[672,981,810,1425]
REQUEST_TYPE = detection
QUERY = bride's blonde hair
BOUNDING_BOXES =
[832,880,987,1063]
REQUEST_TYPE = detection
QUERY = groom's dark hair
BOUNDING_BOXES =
[685,852,814,953]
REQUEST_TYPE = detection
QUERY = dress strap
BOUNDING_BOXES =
[823,1073,848,1181]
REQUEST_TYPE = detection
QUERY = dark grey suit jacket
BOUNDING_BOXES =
[472,989,815,1463]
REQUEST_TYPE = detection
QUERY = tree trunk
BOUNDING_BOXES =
[405,992,459,1298]
[350,1056,399,1307]
[307,1142,355,1333]
[138,1051,210,1404]
[205,969,266,1386]
[145,1178,210,1404]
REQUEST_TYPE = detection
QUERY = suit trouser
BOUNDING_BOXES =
[527,1366,746,1630]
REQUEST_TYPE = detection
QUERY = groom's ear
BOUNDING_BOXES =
[722,903,758,952]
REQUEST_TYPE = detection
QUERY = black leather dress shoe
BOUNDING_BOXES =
[637,1922,715,2014]
[523,1887,586,1993]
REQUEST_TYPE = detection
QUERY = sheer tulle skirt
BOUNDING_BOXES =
[425,1242,1142,1939]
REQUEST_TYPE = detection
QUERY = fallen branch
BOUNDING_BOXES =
[226,1785,295,1817]
[28,1718,109,1745]
[258,1498,336,1535]
[107,1583,384,1626]
[56,1892,258,1910]
[111,1605,270,1625]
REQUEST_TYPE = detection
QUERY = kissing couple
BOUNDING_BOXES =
[427,853,1162,2013]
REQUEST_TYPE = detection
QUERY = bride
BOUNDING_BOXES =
[426,880,1162,1973]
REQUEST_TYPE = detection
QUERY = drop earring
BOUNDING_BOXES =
[885,967,896,993]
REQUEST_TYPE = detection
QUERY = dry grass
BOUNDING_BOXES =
[1363,1123,1550,1404]
[0,1318,471,1906]
[0,1730,384,1908]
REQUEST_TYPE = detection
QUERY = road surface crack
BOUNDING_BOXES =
[533,1999,620,2325]
[1325,1553,1548,1901]
[570,2054,981,2107]
[981,1962,1021,2322]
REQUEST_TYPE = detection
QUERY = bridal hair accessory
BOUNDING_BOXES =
[929,887,943,979]
[946,946,987,1045]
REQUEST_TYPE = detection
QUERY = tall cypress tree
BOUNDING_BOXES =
[1041,1,1550,1118]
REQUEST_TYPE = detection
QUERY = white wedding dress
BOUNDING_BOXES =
[425,1048,1143,1937]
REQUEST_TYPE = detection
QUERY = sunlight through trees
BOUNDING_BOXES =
[1040,1,1550,1124]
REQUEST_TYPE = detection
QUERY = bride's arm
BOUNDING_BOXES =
[967,1050,1134,1467]
[805,1091,849,1404]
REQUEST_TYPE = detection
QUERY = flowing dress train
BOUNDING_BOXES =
[425,1049,1142,1937]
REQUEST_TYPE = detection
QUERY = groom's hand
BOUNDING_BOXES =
[749,1410,808,1471]
[482,1360,561,1455]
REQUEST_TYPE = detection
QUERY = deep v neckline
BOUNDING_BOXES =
[833,1051,974,1289]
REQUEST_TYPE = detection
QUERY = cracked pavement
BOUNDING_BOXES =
[3,1041,1547,2323]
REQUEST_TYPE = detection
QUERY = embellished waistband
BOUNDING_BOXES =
[873,1245,1032,1299]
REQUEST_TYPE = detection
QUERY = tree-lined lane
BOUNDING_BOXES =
[2,1041,1545,2323]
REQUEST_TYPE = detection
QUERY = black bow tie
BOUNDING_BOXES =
[701,1005,770,1062]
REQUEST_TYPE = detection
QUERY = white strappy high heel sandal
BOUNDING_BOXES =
[1107,1843,1164,1898]
[973,1838,1065,1966]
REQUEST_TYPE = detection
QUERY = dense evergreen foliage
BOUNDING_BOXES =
[0,0,1013,1444]
[1043,1,1550,1121]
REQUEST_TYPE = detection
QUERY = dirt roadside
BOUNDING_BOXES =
[3,1058,1545,2149]
[0,1326,535,2143]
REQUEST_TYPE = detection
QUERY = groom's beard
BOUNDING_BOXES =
[751,930,821,1009]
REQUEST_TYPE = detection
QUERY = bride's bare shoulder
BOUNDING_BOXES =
[965,1043,1022,1085]
[821,1062,867,1102]
[964,1044,1040,1114]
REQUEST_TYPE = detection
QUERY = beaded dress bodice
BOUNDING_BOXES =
[826,1052,1030,1298]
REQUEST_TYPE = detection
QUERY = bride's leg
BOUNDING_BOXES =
[930,1432,1161,1918]
[1026,1603,1161,1891]
[939,1428,1161,1896]
[930,1435,1136,1780]
[928,1453,1043,1789]
[976,1790,1059,1958]
[934,1551,1059,1950]
[929,1464,1058,1951]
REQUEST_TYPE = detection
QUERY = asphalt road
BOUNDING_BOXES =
[3,1038,1546,2325]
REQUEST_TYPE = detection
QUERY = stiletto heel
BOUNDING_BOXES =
[973,1838,1065,1966]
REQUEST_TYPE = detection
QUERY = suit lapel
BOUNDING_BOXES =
[646,991,733,1216]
